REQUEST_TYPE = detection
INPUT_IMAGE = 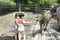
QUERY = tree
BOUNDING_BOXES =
[0,0,16,7]
[0,0,16,12]
[40,0,57,7]
[57,0,60,4]
[12,0,58,11]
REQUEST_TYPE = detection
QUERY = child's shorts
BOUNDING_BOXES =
[18,24,25,31]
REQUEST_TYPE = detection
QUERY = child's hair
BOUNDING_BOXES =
[15,13,24,19]
[15,13,19,18]
[19,13,24,18]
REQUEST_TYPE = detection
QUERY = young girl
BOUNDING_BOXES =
[14,13,19,40]
[16,13,26,40]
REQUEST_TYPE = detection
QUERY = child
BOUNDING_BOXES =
[14,13,19,40]
[16,13,26,40]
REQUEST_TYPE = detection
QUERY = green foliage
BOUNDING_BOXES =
[27,0,35,5]
[40,0,57,6]
[21,0,58,11]
[57,0,60,4]
[0,0,16,8]
[13,0,16,3]
[0,0,60,11]
[13,0,28,4]
[22,6,35,11]
[0,0,16,12]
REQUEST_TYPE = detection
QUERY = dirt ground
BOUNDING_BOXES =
[0,12,39,40]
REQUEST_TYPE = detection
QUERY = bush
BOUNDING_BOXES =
[0,0,16,12]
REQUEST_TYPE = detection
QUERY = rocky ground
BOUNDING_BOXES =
[0,12,41,40]
[0,12,60,40]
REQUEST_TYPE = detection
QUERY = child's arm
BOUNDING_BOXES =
[23,20,26,24]
[15,19,18,25]
[23,20,33,26]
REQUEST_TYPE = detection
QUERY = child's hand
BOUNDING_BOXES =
[24,22,33,26]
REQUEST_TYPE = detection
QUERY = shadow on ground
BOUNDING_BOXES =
[0,36,15,40]
[33,29,41,37]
